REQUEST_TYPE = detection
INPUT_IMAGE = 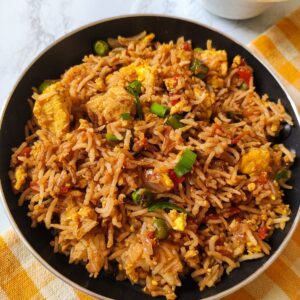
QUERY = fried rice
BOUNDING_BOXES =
[9,31,295,299]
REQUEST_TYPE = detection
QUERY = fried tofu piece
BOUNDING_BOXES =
[239,148,271,175]
[33,82,71,135]
[86,86,136,125]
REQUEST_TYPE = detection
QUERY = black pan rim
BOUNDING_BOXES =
[0,13,300,300]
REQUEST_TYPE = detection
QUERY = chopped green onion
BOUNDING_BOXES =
[274,169,291,182]
[127,80,142,96]
[240,82,249,90]
[190,59,209,79]
[105,133,122,142]
[174,149,197,177]
[132,188,153,207]
[127,80,144,120]
[153,218,169,240]
[94,40,109,56]
[148,201,192,216]
[120,113,132,120]
[150,103,169,118]
[166,115,184,129]
[194,47,203,52]
[38,80,55,94]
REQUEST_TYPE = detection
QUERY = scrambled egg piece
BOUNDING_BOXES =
[78,207,97,220]
[33,82,71,136]
[14,165,27,191]
[231,55,242,69]
[119,61,156,87]
[170,99,191,115]
[184,249,198,259]
[168,209,187,232]
[161,174,174,190]
[239,148,270,175]
[195,49,228,77]
[247,242,262,254]
[247,182,256,192]
[207,75,225,89]
[86,86,136,126]
[274,205,290,216]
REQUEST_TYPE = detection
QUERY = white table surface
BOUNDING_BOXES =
[1,0,300,233]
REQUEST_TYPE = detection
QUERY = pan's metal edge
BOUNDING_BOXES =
[0,13,299,300]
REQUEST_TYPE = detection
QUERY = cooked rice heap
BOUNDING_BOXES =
[9,32,295,299]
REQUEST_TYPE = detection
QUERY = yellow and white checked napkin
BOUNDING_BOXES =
[1,7,300,300]
[249,7,300,109]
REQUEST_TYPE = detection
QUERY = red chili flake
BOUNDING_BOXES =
[237,67,252,85]
[19,147,31,158]
[59,185,70,195]
[30,181,39,192]
[183,42,191,51]
[170,99,180,106]
[257,225,268,240]
[147,231,155,239]
[168,169,185,186]
[257,172,268,185]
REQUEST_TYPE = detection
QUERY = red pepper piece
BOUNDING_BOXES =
[19,147,31,158]
[59,185,70,195]
[237,67,252,85]
[257,225,268,240]
[170,99,180,106]
[168,169,185,186]
[147,231,155,239]
[183,42,191,51]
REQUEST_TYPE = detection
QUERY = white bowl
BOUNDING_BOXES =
[200,0,275,20]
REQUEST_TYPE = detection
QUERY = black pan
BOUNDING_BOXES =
[0,15,299,300]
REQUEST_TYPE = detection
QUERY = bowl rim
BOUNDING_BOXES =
[1,13,299,300]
